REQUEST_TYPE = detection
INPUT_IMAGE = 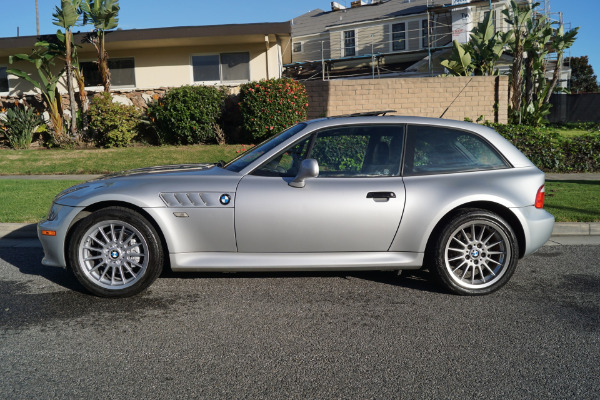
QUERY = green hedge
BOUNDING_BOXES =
[489,124,600,172]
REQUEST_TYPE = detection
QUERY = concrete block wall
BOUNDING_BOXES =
[305,75,509,124]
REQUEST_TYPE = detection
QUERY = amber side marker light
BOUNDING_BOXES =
[535,185,546,209]
[41,230,57,236]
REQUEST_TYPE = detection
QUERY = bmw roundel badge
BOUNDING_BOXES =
[219,194,231,205]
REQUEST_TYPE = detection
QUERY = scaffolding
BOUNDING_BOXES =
[535,0,573,89]
[285,0,502,81]
[284,0,575,82]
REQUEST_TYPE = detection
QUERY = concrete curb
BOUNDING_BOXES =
[0,223,38,239]
[1,222,599,240]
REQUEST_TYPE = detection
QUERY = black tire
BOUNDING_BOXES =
[429,208,519,296]
[68,207,164,298]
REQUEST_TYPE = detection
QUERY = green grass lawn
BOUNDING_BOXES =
[0,178,597,224]
[541,127,591,138]
[542,123,600,138]
[544,180,600,222]
[0,180,84,223]
[0,144,242,175]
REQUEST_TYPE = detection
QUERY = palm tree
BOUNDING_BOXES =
[36,0,40,36]
[53,0,83,138]
[9,42,66,143]
[81,0,120,92]
[543,25,579,103]
[502,0,534,117]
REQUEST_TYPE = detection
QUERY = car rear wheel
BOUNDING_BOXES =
[68,207,163,298]
[430,209,518,295]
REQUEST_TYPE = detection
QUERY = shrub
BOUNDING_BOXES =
[88,93,141,147]
[0,105,42,149]
[146,85,226,145]
[488,123,600,172]
[488,124,565,171]
[238,78,308,142]
[561,134,600,172]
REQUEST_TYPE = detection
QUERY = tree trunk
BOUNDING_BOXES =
[544,52,562,104]
[51,87,65,143]
[524,53,535,106]
[99,32,111,92]
[65,30,78,140]
[74,68,89,136]
[510,40,524,115]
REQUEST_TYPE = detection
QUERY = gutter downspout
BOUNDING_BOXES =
[276,35,283,78]
[265,34,270,80]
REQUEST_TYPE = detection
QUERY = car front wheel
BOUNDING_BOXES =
[430,209,519,295]
[68,207,163,298]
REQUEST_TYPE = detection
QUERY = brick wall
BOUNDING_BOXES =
[305,76,509,124]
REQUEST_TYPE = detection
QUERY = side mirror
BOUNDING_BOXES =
[289,159,319,188]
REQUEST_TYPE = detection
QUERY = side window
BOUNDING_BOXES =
[252,136,312,177]
[309,124,404,178]
[403,125,508,175]
[311,131,368,175]
[311,125,404,177]
[252,125,404,178]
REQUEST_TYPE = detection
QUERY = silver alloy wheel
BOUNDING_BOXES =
[77,220,149,290]
[444,220,511,290]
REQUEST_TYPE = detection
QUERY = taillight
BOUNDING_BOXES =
[535,185,545,209]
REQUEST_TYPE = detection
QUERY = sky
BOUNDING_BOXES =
[1,0,599,78]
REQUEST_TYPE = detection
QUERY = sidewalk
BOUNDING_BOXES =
[545,172,600,181]
[0,174,102,180]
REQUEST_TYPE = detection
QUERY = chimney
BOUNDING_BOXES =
[331,1,346,11]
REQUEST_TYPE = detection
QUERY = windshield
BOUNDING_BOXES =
[224,123,307,173]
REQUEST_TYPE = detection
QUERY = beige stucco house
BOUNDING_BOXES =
[0,22,291,97]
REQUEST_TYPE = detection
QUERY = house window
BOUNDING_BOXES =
[391,23,406,51]
[343,30,356,57]
[293,42,302,53]
[422,19,429,48]
[483,10,497,31]
[81,58,136,88]
[221,53,250,81]
[0,67,8,93]
[192,52,250,83]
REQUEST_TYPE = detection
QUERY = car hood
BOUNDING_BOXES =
[54,163,243,208]
[97,163,217,180]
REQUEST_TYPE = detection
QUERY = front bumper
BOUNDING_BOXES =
[38,205,84,268]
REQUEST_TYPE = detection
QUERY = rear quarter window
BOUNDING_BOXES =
[403,125,508,175]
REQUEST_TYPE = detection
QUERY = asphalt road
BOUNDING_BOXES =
[1,245,599,399]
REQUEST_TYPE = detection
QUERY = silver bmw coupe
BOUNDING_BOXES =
[38,114,554,297]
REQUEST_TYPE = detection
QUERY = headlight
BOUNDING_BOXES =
[47,203,62,221]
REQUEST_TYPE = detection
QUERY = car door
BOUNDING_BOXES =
[235,124,406,253]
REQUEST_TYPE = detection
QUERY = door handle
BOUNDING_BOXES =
[366,192,396,199]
